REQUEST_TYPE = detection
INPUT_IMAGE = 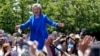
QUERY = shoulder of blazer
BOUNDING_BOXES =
[42,14,47,18]
[29,15,34,25]
[29,15,34,20]
[41,14,48,21]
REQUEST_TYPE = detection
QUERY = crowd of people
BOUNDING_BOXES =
[45,30,98,56]
[0,3,99,56]
[0,29,98,56]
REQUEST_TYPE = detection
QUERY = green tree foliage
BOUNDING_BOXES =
[0,0,16,33]
[0,0,35,33]
[41,0,100,34]
[0,0,100,34]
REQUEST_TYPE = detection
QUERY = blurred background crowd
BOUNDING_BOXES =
[0,28,99,56]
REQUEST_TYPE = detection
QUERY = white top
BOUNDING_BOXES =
[12,46,22,56]
[0,50,4,56]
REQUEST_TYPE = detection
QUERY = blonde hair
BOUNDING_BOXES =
[2,43,10,54]
[32,3,42,10]
[2,43,10,48]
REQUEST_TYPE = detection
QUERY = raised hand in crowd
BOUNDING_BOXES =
[78,35,93,56]
[45,34,53,56]
[53,34,64,45]
[45,34,71,56]
[28,41,38,56]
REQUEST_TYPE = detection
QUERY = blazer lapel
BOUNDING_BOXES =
[31,14,43,33]
[35,14,43,33]
[32,15,34,26]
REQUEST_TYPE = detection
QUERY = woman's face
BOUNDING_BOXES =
[33,6,41,16]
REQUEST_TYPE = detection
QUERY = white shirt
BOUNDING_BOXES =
[0,49,4,56]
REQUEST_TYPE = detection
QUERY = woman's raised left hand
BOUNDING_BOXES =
[58,23,64,27]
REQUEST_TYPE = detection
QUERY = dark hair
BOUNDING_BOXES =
[0,39,5,47]
[78,28,90,35]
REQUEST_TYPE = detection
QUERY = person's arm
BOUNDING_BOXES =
[46,45,53,56]
[15,16,32,30]
[45,36,53,56]
[20,16,32,29]
[53,35,62,45]
[4,50,11,56]
[58,51,61,56]
[45,15,64,27]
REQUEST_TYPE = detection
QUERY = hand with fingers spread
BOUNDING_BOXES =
[78,35,93,56]
[78,35,92,51]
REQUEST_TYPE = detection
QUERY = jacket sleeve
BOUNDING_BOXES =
[45,15,58,27]
[20,16,31,30]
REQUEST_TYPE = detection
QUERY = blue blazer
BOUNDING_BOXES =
[20,14,58,50]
